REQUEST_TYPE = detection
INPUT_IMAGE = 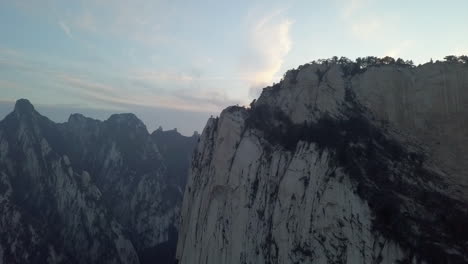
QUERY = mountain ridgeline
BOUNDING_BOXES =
[1,57,468,264]
[177,59,468,263]
[0,100,198,264]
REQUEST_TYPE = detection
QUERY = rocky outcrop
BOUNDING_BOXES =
[61,112,178,255]
[176,61,468,263]
[0,100,197,263]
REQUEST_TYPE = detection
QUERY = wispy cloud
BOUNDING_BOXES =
[0,45,238,113]
[59,21,73,38]
[132,70,196,83]
[53,0,172,46]
[131,69,239,85]
[0,48,62,75]
[0,47,24,58]
[0,80,26,91]
[72,11,97,33]
[57,74,118,93]
[56,72,236,113]
[340,0,369,18]
[337,0,417,59]
[12,0,170,47]
[241,9,293,98]
[337,0,382,40]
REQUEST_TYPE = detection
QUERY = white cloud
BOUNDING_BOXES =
[58,21,73,38]
[384,40,414,58]
[241,9,293,98]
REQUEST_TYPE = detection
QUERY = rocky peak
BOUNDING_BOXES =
[6,98,43,128]
[108,113,145,126]
[66,113,100,132]
[176,58,468,264]
[152,127,180,137]
[68,113,91,123]
[13,98,36,115]
[0,99,194,264]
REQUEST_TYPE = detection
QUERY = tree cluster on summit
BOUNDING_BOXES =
[277,55,468,84]
[310,56,415,68]
[443,55,468,63]
[308,55,468,68]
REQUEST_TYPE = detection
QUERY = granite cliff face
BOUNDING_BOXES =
[0,100,198,264]
[177,61,468,263]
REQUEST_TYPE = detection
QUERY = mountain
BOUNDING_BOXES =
[0,100,198,264]
[152,128,199,188]
[176,59,468,263]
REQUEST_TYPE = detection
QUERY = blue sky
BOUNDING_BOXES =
[0,0,467,134]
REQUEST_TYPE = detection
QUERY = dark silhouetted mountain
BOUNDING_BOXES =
[152,128,199,188]
[0,99,197,264]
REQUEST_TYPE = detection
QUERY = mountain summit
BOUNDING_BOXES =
[14,98,35,114]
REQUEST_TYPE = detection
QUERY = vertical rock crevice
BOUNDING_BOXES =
[177,61,468,264]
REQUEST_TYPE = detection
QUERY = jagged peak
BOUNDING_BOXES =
[222,105,247,114]
[107,113,139,124]
[152,127,200,139]
[68,113,86,121]
[106,113,147,131]
[67,113,100,124]
[68,113,87,122]
[108,113,138,121]
[14,99,36,115]
[152,127,181,137]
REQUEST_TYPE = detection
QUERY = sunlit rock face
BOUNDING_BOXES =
[176,61,468,264]
[0,100,197,264]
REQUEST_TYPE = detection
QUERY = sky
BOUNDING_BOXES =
[0,0,467,135]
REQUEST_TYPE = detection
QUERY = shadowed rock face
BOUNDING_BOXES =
[0,100,198,264]
[176,62,468,264]
[152,128,199,188]
[13,99,35,114]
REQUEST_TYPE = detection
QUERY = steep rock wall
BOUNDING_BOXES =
[177,62,468,264]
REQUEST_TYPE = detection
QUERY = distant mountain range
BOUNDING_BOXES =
[0,99,198,263]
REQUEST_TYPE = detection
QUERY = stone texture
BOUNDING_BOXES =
[177,62,468,264]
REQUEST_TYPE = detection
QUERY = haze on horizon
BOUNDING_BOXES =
[1,0,467,135]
